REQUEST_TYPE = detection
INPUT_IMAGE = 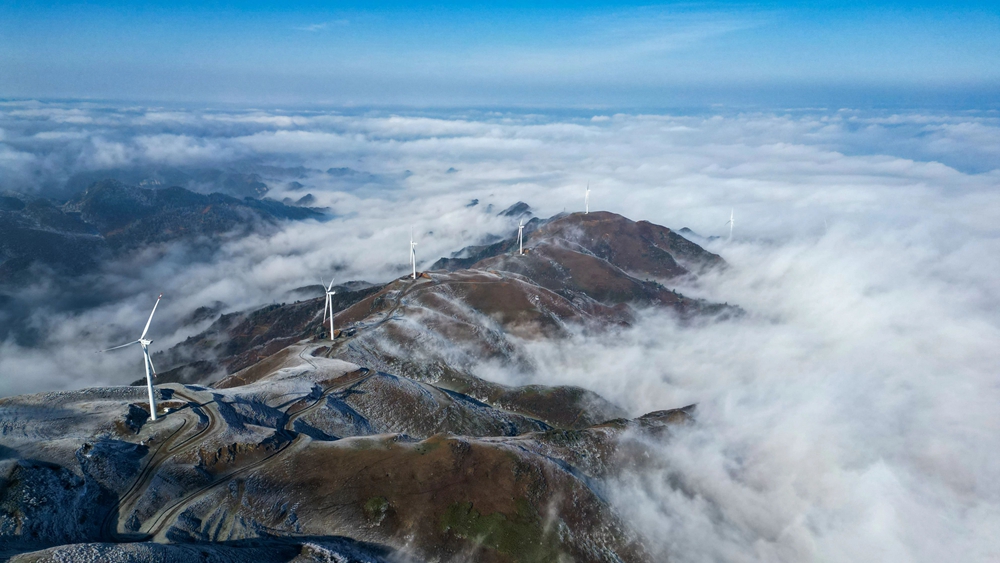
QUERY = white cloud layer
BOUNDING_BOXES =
[485,227,1000,562]
[1,102,999,561]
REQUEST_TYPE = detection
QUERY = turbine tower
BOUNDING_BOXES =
[585,182,590,214]
[726,208,734,241]
[409,229,418,280]
[321,277,336,340]
[517,219,525,255]
[101,294,162,421]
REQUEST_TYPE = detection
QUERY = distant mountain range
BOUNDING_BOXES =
[0,179,324,286]
[0,179,326,345]
[0,204,735,561]
[60,168,273,201]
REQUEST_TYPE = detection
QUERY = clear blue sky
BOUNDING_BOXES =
[1,1,998,108]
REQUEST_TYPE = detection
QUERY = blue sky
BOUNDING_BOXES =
[1,1,999,107]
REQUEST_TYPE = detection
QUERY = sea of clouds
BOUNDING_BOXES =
[1,101,998,562]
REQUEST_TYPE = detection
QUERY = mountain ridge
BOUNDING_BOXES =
[0,208,729,562]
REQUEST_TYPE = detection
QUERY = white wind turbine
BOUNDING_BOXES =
[409,228,418,280]
[725,208,734,241]
[517,219,525,255]
[321,277,336,340]
[101,294,163,421]
[585,182,590,214]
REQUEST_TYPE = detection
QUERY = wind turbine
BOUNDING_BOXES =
[409,228,418,280]
[101,294,163,421]
[321,277,336,340]
[725,208,734,241]
[517,219,525,255]
[585,182,590,214]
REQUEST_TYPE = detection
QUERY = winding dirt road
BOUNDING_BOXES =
[101,347,374,543]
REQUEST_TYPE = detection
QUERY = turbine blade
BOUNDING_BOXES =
[142,345,152,378]
[327,277,335,291]
[143,345,157,377]
[100,340,139,353]
[140,294,163,340]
